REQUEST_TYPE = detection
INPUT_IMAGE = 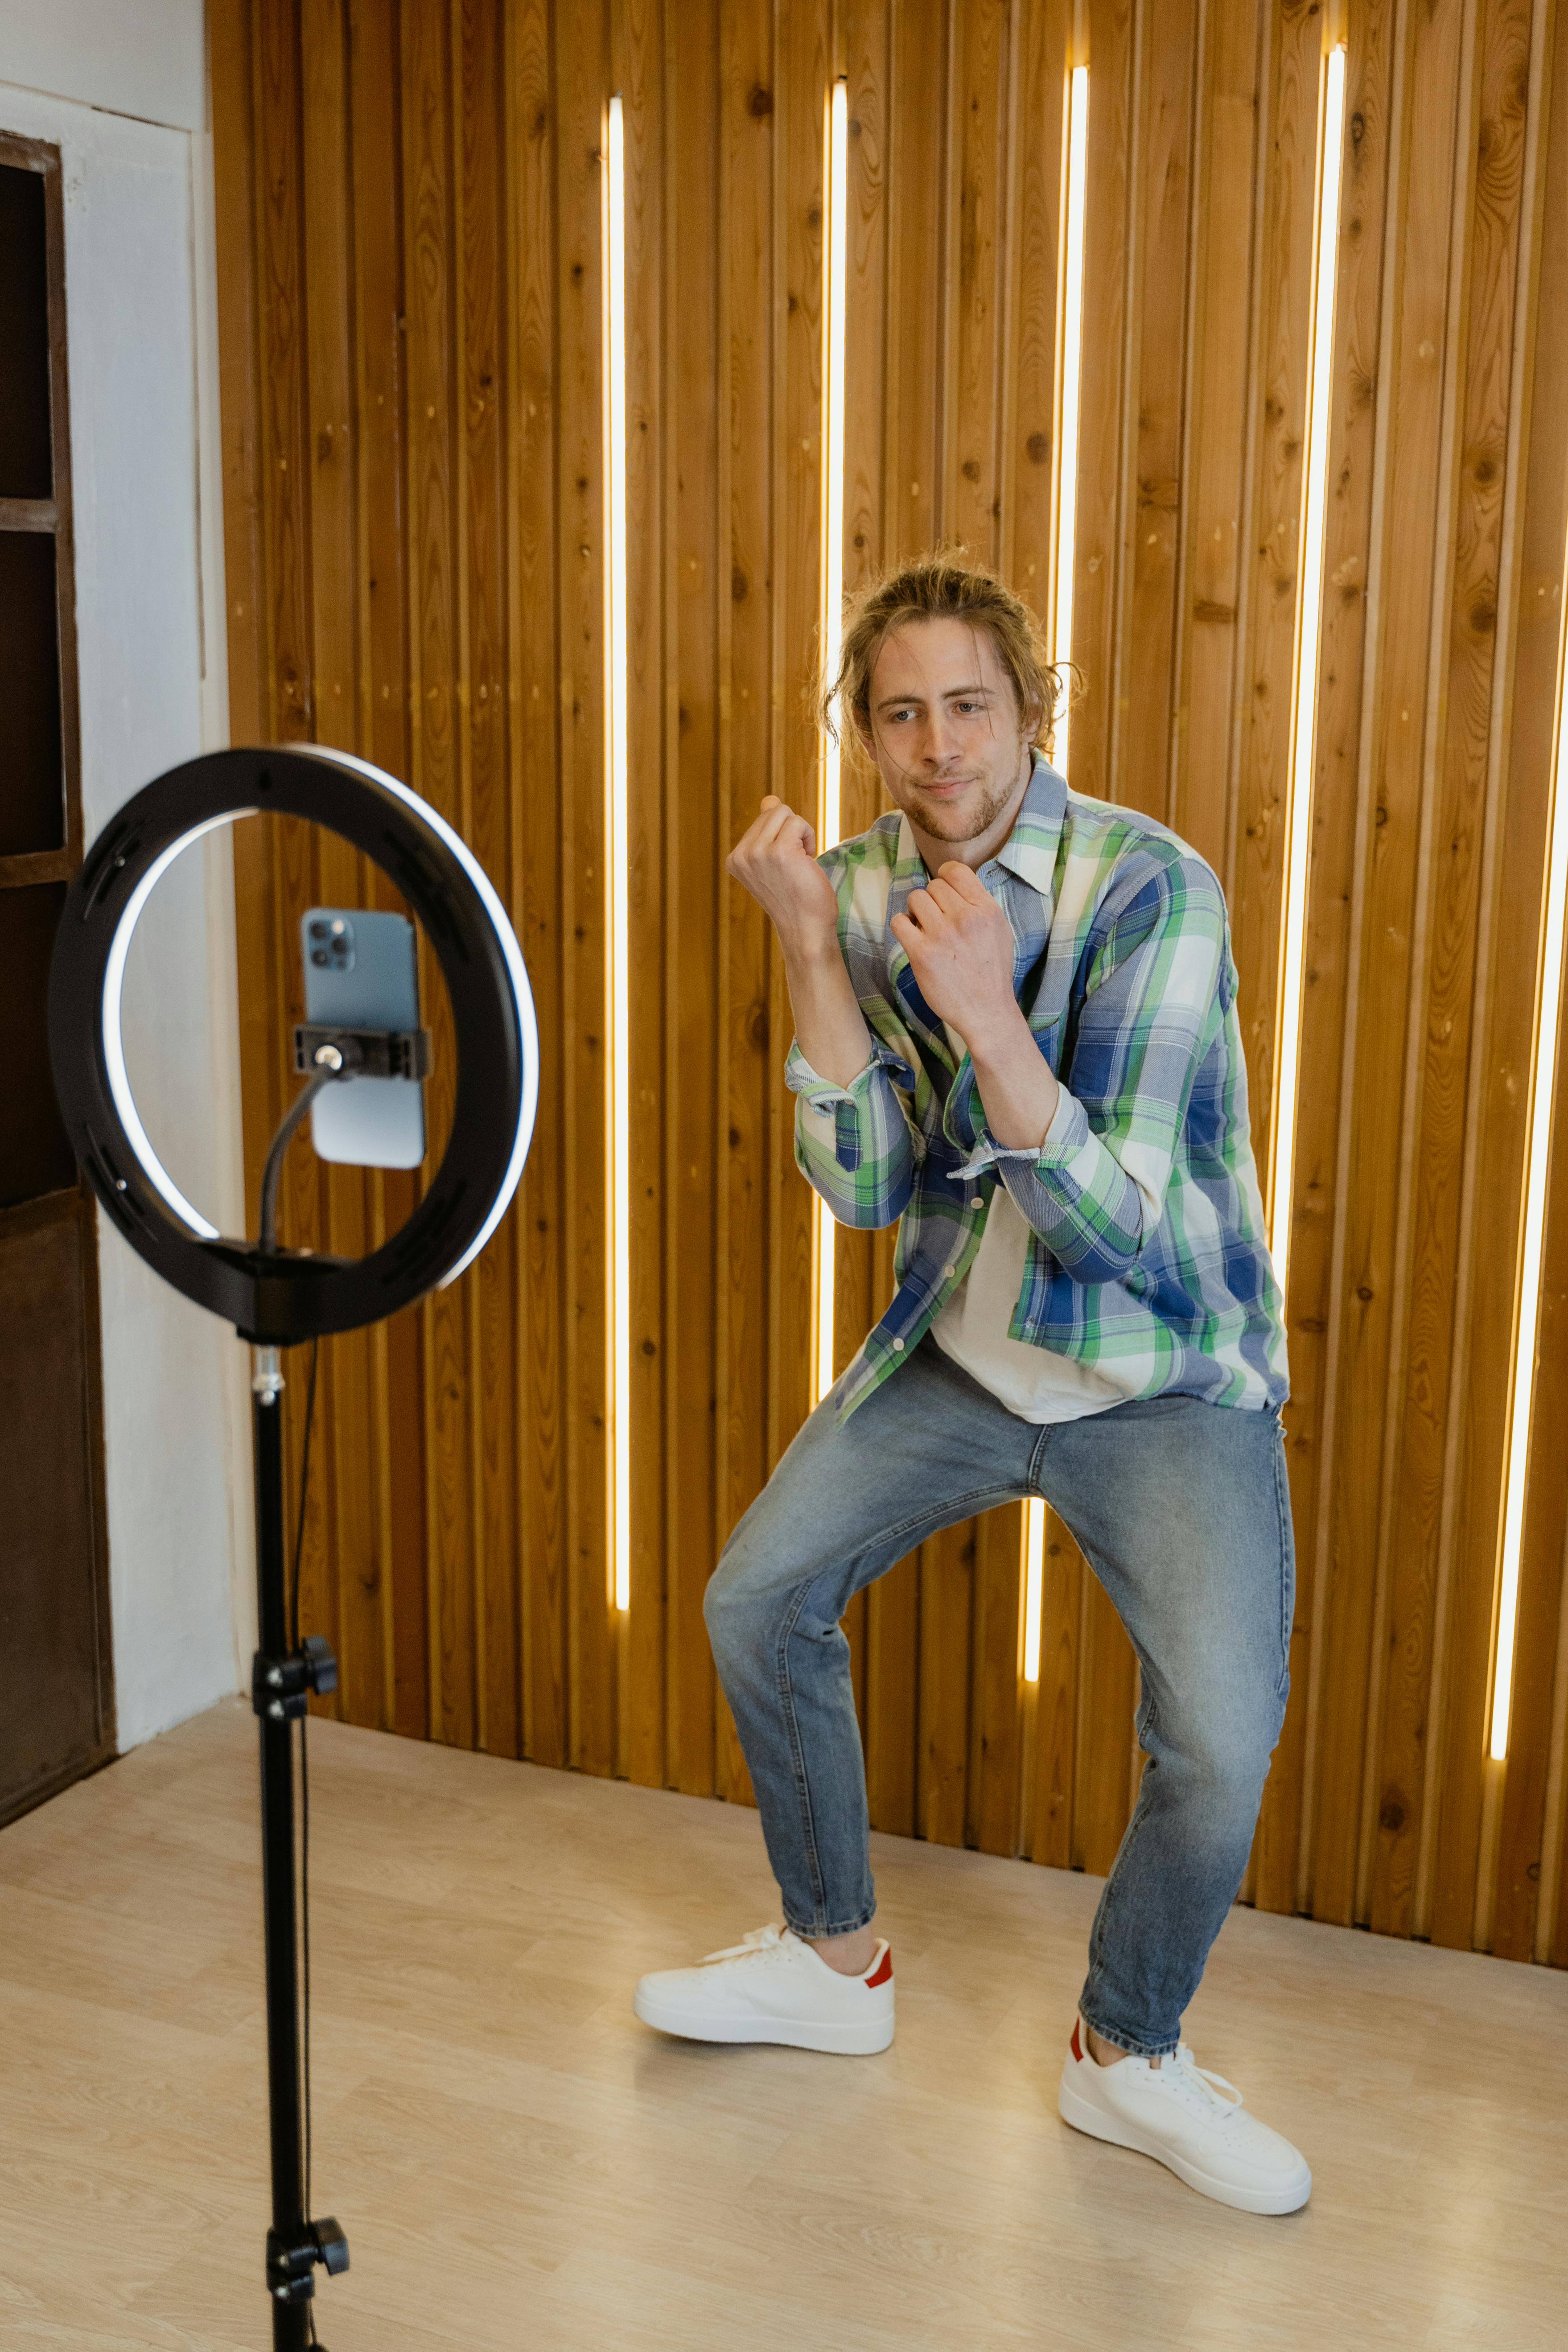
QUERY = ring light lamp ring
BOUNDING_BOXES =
[48,746,537,1345]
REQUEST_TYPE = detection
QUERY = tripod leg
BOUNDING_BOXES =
[253,1362,313,2352]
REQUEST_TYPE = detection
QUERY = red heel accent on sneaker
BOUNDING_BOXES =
[864,1947,893,1989]
[1070,2018,1084,2063]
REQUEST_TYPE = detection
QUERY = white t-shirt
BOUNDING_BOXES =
[929,1186,1132,1423]
[929,1020,1132,1425]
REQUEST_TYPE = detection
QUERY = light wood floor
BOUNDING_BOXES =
[2,1701,1565,2351]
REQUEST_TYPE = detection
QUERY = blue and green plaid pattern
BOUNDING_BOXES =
[788,755,1288,1421]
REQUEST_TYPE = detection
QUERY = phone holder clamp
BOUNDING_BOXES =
[292,1023,432,1081]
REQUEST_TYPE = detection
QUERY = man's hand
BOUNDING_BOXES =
[727,796,871,1087]
[890,862,1018,1043]
[727,795,840,956]
[894,861,1059,1148]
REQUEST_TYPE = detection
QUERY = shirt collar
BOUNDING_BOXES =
[993,753,1066,900]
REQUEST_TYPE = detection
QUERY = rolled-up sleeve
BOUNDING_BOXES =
[951,852,1229,1282]
[787,1037,919,1229]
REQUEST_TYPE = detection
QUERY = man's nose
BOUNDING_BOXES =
[923,709,959,765]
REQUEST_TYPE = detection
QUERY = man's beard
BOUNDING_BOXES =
[904,764,1021,842]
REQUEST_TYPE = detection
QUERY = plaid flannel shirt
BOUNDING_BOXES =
[787,754,1288,1423]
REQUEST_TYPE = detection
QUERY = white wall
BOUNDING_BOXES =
[0,2,206,133]
[0,7,255,1750]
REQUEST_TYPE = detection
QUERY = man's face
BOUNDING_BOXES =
[856,616,1036,853]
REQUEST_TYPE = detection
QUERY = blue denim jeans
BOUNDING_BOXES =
[704,1335,1294,2058]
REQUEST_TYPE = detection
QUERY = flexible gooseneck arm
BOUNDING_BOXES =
[258,1063,343,1256]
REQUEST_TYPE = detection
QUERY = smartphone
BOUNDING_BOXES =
[300,907,426,1169]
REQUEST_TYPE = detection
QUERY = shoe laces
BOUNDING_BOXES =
[698,1924,787,1969]
[1156,2041,1244,2122]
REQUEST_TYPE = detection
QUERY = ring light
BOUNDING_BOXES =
[48,742,541,2347]
[48,744,539,1344]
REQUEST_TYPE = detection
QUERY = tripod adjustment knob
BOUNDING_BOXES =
[265,2218,350,2301]
[312,2216,350,2276]
[251,1637,339,1719]
[301,1634,338,1697]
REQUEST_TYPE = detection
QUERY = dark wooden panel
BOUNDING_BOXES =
[0,161,54,500]
[0,533,65,859]
[0,881,75,1207]
[0,1203,114,1825]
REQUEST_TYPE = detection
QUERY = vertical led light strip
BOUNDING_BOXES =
[1024,59,1090,1684]
[1490,568,1568,1761]
[812,76,850,1409]
[1023,1499,1045,1683]
[605,94,631,1612]
[1049,63,1089,775]
[1268,42,1346,1290]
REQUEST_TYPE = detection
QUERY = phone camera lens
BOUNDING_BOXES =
[311,949,329,967]
[309,921,329,940]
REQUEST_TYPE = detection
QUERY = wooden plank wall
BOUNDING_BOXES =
[211,0,1568,1966]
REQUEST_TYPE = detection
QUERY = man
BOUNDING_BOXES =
[633,554,1308,2216]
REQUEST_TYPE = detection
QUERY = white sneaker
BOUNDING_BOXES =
[1058,2016,1311,2214]
[633,1924,894,2054]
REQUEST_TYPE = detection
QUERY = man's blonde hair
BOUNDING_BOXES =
[821,550,1066,758]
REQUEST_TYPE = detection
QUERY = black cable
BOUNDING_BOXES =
[289,1337,321,2346]
[289,1338,319,1653]
[260,1068,339,1256]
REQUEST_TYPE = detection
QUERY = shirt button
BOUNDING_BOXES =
[943,1265,957,1279]
[968,1196,982,1210]
[892,1337,905,1351]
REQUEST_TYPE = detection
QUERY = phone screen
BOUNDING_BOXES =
[300,908,426,1169]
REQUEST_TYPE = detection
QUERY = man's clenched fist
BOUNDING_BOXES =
[889,862,1018,1044]
[726,795,840,955]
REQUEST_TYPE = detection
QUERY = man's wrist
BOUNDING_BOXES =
[780,926,845,976]
[961,996,1037,1063]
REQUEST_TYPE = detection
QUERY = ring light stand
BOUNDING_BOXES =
[48,747,539,2347]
